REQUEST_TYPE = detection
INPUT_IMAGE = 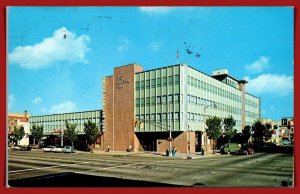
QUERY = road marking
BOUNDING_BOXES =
[8,161,90,174]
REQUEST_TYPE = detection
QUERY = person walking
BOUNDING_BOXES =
[172,147,177,157]
[107,145,110,152]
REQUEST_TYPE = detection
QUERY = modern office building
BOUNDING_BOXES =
[102,63,260,153]
[29,110,103,147]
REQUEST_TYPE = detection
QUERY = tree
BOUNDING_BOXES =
[264,123,274,142]
[252,119,266,142]
[241,125,252,144]
[64,121,78,147]
[14,125,25,145]
[30,124,44,145]
[84,120,101,151]
[223,115,237,143]
[206,116,222,153]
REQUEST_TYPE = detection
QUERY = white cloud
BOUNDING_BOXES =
[244,74,293,97]
[32,96,42,104]
[148,41,161,51]
[117,39,130,52]
[139,6,175,15]
[245,56,270,74]
[49,101,77,114]
[8,94,15,111]
[9,27,90,69]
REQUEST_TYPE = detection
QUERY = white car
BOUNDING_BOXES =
[42,146,56,152]
[53,147,64,153]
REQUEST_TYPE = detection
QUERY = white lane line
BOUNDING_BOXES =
[8,161,90,174]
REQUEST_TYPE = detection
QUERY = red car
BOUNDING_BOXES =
[238,147,254,155]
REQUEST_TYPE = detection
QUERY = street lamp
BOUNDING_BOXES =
[168,103,172,156]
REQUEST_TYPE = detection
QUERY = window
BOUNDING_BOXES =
[135,81,140,90]
[162,113,167,121]
[174,94,180,102]
[162,77,167,86]
[140,98,145,106]
[168,94,173,103]
[146,97,150,106]
[156,96,161,104]
[156,113,161,122]
[135,98,140,107]
[162,95,167,104]
[168,76,173,85]
[145,80,150,89]
[140,81,145,89]
[191,95,194,104]
[151,96,156,105]
[168,112,173,121]
[174,112,180,121]
[157,78,161,87]
[146,114,150,121]
[151,79,156,88]
[187,94,190,102]
[151,114,155,121]
[187,112,190,120]
[174,75,180,84]
[191,113,194,121]
[140,114,145,121]
[188,76,191,85]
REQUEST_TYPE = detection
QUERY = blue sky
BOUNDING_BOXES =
[8,6,294,121]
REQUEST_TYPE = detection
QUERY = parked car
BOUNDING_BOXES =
[237,146,254,155]
[42,146,56,152]
[282,140,292,145]
[220,143,241,154]
[63,146,75,153]
[11,146,20,151]
[53,147,64,153]
[20,145,32,151]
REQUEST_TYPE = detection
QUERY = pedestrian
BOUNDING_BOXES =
[172,147,177,157]
[129,145,132,152]
[107,145,110,152]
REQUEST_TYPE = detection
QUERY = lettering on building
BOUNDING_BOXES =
[115,76,130,90]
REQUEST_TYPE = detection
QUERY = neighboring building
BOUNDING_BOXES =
[29,110,103,147]
[261,118,280,143]
[8,111,31,145]
[102,63,260,153]
[279,117,294,143]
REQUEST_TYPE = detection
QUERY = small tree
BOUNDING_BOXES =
[242,125,252,144]
[30,124,44,145]
[206,116,222,153]
[64,121,78,147]
[264,123,273,142]
[84,120,101,151]
[223,115,237,143]
[14,125,25,145]
[252,119,266,142]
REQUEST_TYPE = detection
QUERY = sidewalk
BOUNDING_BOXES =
[77,150,222,159]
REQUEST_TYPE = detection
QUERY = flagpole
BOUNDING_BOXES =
[176,49,179,64]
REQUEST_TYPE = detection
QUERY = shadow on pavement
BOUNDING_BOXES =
[8,172,186,187]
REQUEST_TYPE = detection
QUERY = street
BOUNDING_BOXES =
[7,150,294,187]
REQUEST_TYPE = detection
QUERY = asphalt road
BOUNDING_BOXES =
[7,150,294,188]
